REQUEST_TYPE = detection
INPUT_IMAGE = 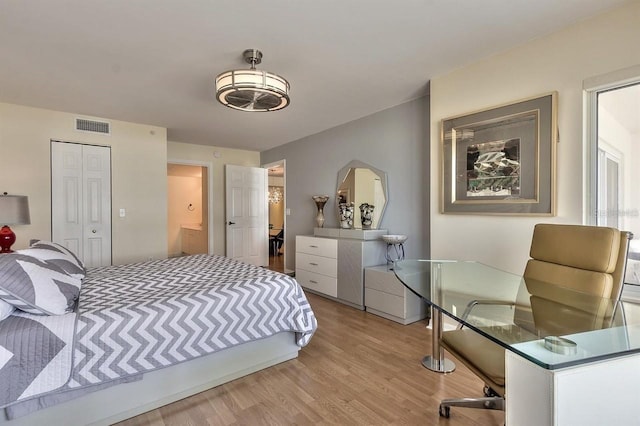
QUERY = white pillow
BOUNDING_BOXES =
[0,299,15,321]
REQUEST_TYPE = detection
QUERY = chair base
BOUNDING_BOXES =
[439,395,505,418]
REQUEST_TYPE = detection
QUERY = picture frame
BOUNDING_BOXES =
[441,92,558,215]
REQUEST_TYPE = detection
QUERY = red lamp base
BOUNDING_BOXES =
[0,225,16,253]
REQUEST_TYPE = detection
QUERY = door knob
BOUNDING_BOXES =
[91,229,97,233]
[228,221,236,225]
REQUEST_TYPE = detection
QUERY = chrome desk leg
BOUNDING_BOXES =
[422,305,455,373]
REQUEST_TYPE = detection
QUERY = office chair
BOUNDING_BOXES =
[438,224,632,418]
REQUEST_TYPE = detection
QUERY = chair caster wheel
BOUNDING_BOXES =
[439,405,450,418]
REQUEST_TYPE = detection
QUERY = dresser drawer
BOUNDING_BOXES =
[297,270,338,297]
[296,252,337,277]
[364,267,406,297]
[365,288,405,318]
[296,236,337,258]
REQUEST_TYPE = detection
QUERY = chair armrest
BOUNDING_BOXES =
[458,300,517,330]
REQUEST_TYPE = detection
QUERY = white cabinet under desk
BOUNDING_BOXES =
[295,231,386,310]
[364,265,427,324]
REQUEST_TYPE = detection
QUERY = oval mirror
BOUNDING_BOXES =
[336,160,388,229]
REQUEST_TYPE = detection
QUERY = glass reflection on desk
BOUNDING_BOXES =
[393,259,640,370]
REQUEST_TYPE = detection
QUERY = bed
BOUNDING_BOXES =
[0,242,317,425]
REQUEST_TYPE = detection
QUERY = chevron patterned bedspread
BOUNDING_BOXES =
[1,254,317,408]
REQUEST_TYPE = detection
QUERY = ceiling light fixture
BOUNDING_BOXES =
[215,49,290,112]
[268,186,283,204]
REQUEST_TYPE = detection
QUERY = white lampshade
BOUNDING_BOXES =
[0,195,31,225]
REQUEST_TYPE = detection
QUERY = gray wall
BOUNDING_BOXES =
[261,95,430,270]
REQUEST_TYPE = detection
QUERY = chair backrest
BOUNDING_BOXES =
[521,224,631,336]
[523,224,627,299]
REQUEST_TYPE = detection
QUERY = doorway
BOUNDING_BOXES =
[586,73,640,291]
[167,163,209,257]
[264,160,288,274]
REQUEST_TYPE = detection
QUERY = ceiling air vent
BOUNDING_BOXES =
[75,118,111,135]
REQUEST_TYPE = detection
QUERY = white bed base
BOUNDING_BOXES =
[1,332,299,426]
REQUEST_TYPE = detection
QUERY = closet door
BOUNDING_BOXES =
[51,141,112,267]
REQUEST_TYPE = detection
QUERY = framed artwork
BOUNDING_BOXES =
[441,92,558,215]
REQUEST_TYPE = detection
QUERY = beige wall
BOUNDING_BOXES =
[167,141,260,255]
[430,2,640,274]
[0,102,168,264]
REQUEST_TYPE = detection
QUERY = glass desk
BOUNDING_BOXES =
[393,260,640,372]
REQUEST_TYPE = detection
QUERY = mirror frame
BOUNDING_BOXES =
[336,160,388,229]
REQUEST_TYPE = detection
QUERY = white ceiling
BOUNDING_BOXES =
[0,0,631,151]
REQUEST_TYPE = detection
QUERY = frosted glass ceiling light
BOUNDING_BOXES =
[215,49,290,112]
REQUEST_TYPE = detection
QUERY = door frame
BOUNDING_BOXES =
[262,159,288,270]
[167,158,214,254]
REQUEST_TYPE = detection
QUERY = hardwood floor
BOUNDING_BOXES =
[268,253,286,274]
[117,293,504,426]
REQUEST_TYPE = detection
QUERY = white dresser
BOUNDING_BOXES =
[295,232,386,310]
[295,235,338,297]
[364,265,427,324]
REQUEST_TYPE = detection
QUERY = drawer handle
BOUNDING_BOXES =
[309,262,318,266]
[309,245,318,248]
[309,280,318,284]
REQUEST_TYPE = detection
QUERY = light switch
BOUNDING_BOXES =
[286,208,291,215]
[119,208,126,218]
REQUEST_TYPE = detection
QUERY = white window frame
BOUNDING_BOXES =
[583,65,640,225]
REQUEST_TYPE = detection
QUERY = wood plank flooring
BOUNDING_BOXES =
[117,293,504,425]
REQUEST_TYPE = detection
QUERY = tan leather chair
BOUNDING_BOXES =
[438,224,632,418]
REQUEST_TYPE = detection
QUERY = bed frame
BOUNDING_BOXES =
[1,332,299,426]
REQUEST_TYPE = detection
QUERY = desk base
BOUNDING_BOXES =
[422,355,455,373]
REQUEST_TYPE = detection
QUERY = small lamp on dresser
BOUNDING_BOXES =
[0,192,31,253]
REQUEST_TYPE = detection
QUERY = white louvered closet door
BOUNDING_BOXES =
[51,141,112,267]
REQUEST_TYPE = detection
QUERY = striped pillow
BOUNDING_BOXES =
[0,253,81,315]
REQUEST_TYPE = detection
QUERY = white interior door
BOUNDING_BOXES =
[225,165,268,266]
[51,141,112,267]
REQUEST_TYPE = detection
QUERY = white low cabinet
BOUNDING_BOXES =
[296,235,386,309]
[364,265,427,324]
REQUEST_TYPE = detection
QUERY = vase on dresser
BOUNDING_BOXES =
[312,195,329,228]
[359,203,375,229]
[338,202,354,229]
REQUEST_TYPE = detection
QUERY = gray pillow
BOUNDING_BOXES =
[0,253,81,315]
[26,240,86,278]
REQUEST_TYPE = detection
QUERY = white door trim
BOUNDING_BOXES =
[263,159,288,271]
[167,158,214,255]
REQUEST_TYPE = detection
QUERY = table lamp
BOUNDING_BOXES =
[0,193,31,253]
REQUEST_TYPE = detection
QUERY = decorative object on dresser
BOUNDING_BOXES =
[338,202,354,229]
[0,193,30,254]
[336,160,388,229]
[312,195,329,228]
[364,265,427,325]
[359,203,375,229]
[381,234,408,264]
